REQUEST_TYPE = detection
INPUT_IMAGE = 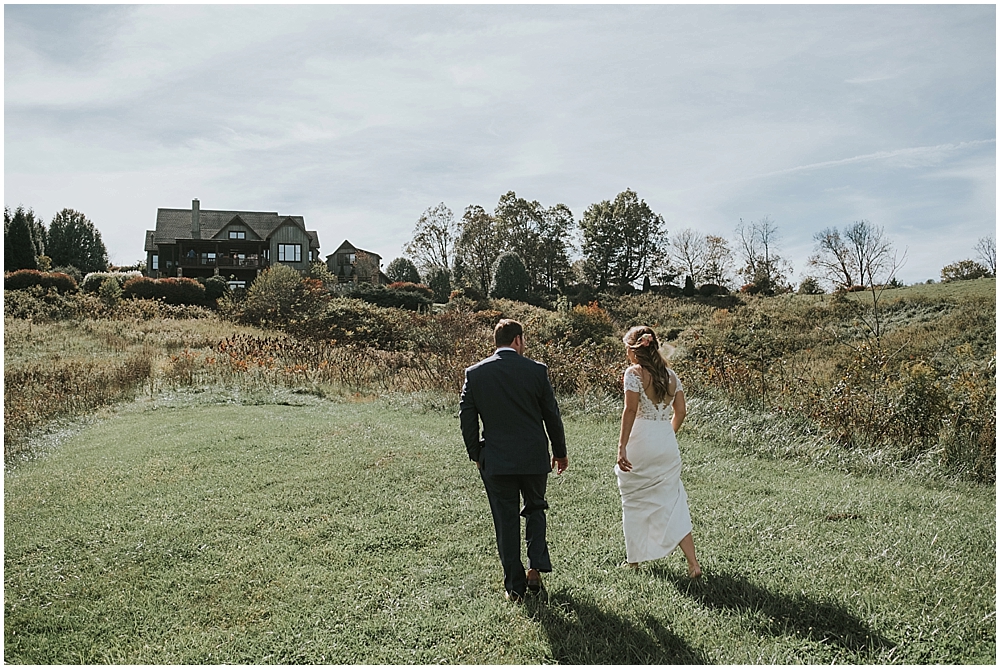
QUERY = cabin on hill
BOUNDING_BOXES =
[144,199,321,287]
[326,239,389,286]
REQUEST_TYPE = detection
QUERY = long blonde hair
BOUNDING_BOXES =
[623,325,675,403]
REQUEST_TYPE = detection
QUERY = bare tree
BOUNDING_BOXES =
[808,227,857,290]
[975,235,996,276]
[669,228,708,285]
[702,235,734,288]
[736,216,790,294]
[403,202,458,276]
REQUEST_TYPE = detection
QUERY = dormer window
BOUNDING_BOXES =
[229,230,246,239]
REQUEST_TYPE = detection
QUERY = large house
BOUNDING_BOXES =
[144,199,320,287]
[326,239,389,286]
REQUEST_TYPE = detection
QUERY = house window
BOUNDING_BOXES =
[227,280,247,290]
[229,230,246,239]
[348,253,356,265]
[201,252,216,265]
[151,255,159,271]
[278,244,301,262]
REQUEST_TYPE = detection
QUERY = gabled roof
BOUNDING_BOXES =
[152,207,318,249]
[144,230,156,252]
[326,239,380,260]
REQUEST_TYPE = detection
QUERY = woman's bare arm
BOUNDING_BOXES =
[618,389,640,471]
[671,390,686,434]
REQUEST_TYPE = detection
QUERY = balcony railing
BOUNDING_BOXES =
[177,256,265,269]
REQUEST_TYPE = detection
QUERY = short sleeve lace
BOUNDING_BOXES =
[623,367,644,393]
[623,366,683,422]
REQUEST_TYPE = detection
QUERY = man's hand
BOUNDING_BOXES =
[552,456,568,475]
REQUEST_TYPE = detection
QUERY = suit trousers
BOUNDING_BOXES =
[480,471,552,596]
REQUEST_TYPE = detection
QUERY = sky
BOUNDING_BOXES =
[5,3,996,285]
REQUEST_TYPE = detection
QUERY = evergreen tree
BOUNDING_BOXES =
[47,209,109,274]
[489,252,530,301]
[4,205,40,271]
[683,275,696,296]
[427,267,452,303]
[386,257,421,284]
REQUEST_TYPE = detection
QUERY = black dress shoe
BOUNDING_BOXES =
[526,569,542,593]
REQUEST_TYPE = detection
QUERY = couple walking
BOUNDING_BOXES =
[460,319,701,602]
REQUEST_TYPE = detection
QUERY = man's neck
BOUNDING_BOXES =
[496,346,518,355]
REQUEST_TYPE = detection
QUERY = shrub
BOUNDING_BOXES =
[81,271,141,294]
[239,265,305,325]
[98,277,122,307]
[4,269,78,293]
[351,283,432,311]
[387,282,435,299]
[797,277,823,295]
[201,275,229,301]
[287,297,408,348]
[51,265,83,284]
[941,259,989,282]
[490,253,530,301]
[698,283,724,296]
[122,276,158,300]
[563,301,616,345]
[154,277,207,305]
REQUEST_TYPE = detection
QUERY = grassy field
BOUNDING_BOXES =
[5,389,995,664]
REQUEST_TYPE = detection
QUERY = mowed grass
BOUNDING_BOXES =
[4,392,996,664]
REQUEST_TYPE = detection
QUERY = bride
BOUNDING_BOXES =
[615,325,702,577]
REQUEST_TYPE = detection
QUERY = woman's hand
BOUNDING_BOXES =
[617,446,632,472]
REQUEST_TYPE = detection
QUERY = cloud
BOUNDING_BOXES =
[4,4,995,282]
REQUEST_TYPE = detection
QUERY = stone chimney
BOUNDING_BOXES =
[192,198,201,238]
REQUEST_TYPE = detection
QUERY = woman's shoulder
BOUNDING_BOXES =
[624,364,643,376]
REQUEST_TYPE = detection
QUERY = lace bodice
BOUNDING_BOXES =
[623,366,683,421]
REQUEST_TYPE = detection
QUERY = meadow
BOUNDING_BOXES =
[4,389,995,664]
[4,278,996,663]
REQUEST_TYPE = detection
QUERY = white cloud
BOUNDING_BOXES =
[5,4,995,282]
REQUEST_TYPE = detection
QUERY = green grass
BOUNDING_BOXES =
[5,390,995,663]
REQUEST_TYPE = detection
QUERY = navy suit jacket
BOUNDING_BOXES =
[459,349,567,476]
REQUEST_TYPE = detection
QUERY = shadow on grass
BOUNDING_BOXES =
[652,566,895,655]
[525,589,704,664]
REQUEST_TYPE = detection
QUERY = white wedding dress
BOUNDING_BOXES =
[614,366,693,564]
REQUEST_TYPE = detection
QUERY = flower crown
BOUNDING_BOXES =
[629,333,654,348]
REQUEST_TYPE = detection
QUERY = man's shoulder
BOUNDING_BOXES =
[465,354,501,374]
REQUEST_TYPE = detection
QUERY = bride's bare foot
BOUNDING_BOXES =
[619,560,639,569]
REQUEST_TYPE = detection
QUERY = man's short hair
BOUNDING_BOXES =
[494,319,523,347]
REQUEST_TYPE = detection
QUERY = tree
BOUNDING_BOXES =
[682,275,696,297]
[386,257,421,284]
[941,259,989,282]
[669,228,708,285]
[426,267,452,303]
[580,189,668,289]
[403,203,458,277]
[536,203,574,291]
[354,250,380,284]
[47,208,109,274]
[489,252,530,301]
[975,236,996,276]
[455,205,500,293]
[4,205,41,271]
[702,235,734,288]
[844,220,893,292]
[808,227,857,290]
[735,217,790,294]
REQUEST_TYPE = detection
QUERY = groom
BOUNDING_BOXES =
[459,319,568,602]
